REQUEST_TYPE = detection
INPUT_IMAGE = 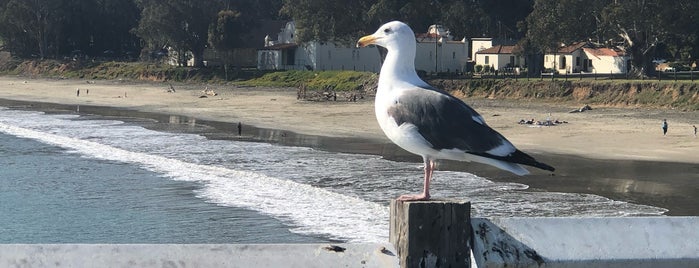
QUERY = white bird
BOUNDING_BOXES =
[357,21,554,201]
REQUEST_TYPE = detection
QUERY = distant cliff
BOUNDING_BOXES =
[429,79,699,111]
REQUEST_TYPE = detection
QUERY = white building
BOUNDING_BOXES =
[257,21,469,73]
[474,45,526,71]
[582,47,630,74]
[471,37,494,62]
[414,25,469,73]
[258,21,382,72]
[544,42,630,74]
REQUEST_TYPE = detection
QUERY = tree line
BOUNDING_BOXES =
[1,0,697,77]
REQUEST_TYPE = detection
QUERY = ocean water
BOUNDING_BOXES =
[0,106,667,243]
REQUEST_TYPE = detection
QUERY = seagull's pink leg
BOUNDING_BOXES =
[397,158,434,201]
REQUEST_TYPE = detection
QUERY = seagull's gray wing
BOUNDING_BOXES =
[387,86,506,153]
[387,86,555,171]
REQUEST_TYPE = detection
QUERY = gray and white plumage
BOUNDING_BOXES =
[357,21,554,201]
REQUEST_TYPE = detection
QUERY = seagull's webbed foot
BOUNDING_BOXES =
[396,193,430,201]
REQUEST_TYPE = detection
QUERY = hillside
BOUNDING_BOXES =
[430,79,699,111]
[1,59,698,110]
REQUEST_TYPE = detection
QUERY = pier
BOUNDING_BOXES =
[3,200,699,267]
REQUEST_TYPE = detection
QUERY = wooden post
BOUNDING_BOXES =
[390,200,472,268]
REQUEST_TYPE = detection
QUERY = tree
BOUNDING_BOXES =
[209,9,245,79]
[367,0,532,42]
[0,0,67,58]
[367,0,441,35]
[653,0,699,65]
[134,0,223,67]
[227,0,284,21]
[280,0,372,44]
[0,0,141,59]
[439,1,489,40]
[62,0,141,59]
[524,0,597,54]
[479,0,533,40]
[599,0,667,77]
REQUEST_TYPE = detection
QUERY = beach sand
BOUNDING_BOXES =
[1,76,698,215]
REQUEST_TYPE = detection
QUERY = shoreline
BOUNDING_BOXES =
[1,76,698,215]
[1,76,698,163]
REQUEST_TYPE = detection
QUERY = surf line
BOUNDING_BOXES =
[0,122,389,242]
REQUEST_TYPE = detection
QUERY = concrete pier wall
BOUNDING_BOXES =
[472,217,699,268]
[0,244,399,268]
[4,203,699,268]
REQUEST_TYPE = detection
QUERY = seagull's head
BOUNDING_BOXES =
[356,21,415,52]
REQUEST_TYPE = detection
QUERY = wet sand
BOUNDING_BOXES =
[1,77,698,215]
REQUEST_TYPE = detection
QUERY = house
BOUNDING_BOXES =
[474,45,526,72]
[414,25,470,73]
[543,42,586,73]
[582,47,630,74]
[257,22,469,73]
[471,37,523,72]
[544,42,630,74]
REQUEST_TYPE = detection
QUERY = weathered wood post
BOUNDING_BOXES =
[389,200,472,268]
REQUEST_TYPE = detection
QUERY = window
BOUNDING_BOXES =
[286,48,295,65]
[560,56,566,69]
[509,56,515,66]
[485,56,489,65]
[576,57,580,66]
[453,52,456,59]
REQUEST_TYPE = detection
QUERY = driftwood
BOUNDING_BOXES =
[201,87,218,96]
[569,104,592,113]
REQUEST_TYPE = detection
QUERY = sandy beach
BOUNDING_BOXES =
[1,76,698,215]
[1,76,697,163]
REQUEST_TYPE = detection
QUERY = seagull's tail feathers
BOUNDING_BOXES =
[465,152,530,176]
[487,158,530,176]
[471,150,555,175]
[505,149,555,173]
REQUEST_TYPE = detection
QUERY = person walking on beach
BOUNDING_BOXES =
[662,119,668,136]
[693,125,697,138]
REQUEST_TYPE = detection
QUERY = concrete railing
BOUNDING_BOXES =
[0,243,398,267]
[471,216,699,268]
[4,200,699,268]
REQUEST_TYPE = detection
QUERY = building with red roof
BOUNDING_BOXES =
[544,42,630,74]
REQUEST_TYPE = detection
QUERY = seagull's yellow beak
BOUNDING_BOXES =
[356,34,378,48]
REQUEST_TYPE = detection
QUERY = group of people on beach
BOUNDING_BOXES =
[661,119,698,138]
[518,118,568,126]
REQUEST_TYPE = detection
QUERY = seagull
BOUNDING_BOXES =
[357,21,555,201]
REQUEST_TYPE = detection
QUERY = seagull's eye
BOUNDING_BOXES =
[384,28,391,34]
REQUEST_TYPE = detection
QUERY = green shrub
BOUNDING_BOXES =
[238,70,376,91]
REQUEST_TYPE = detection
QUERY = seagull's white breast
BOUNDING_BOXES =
[374,83,438,158]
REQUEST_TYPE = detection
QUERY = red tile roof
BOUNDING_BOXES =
[476,45,520,54]
[583,47,626,57]
[556,42,587,53]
